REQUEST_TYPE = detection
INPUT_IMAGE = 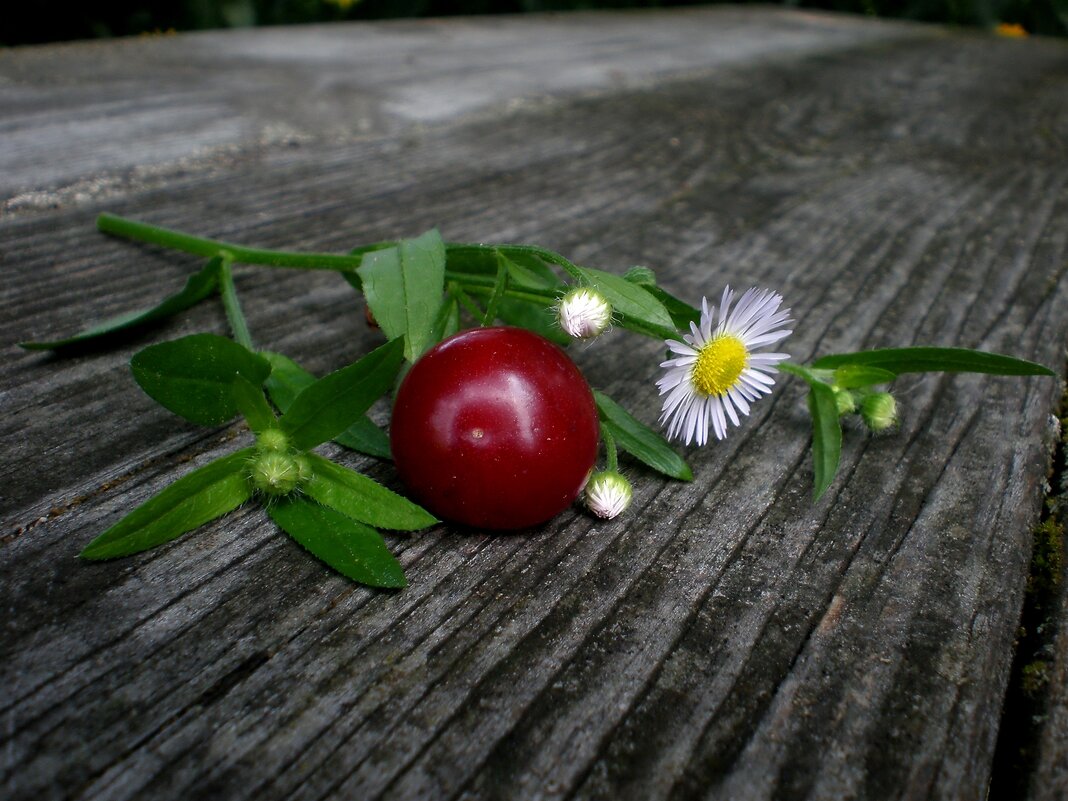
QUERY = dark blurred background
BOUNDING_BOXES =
[4,0,1066,46]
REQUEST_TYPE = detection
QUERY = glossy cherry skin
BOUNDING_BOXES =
[391,327,599,530]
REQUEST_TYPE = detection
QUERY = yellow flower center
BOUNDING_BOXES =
[691,334,748,396]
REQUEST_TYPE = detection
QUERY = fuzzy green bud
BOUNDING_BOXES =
[833,387,856,416]
[558,287,613,340]
[251,451,303,496]
[861,392,898,432]
[584,470,633,519]
[256,428,289,453]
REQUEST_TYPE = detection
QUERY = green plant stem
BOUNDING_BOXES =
[459,281,556,306]
[779,362,817,382]
[97,213,362,272]
[447,282,487,322]
[481,257,509,326]
[447,243,586,283]
[603,429,619,473]
[217,257,254,350]
[98,215,585,288]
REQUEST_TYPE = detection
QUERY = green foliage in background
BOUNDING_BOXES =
[6,0,1066,46]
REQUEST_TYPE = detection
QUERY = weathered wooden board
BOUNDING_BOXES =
[1029,555,1068,800]
[3,8,1068,800]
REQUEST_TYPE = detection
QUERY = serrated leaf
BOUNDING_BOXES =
[807,381,842,501]
[80,448,253,559]
[593,390,692,481]
[833,365,897,389]
[334,418,392,460]
[303,453,436,530]
[343,242,397,293]
[578,266,676,337]
[279,337,404,451]
[232,375,276,434]
[267,497,406,588]
[261,351,391,458]
[812,347,1055,376]
[357,230,446,361]
[131,333,271,426]
[22,259,220,350]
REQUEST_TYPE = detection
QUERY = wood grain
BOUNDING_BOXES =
[2,8,1068,800]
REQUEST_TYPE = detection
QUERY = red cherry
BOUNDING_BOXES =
[390,327,600,529]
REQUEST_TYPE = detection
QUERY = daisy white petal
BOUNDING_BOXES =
[656,285,793,445]
[666,340,698,356]
[727,387,751,416]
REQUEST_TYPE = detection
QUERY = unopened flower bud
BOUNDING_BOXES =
[257,428,289,453]
[861,392,898,432]
[252,451,303,496]
[833,387,856,416]
[584,471,633,519]
[558,288,612,340]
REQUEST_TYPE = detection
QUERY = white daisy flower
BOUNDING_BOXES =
[657,286,792,445]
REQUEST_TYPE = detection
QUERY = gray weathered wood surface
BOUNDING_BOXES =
[3,7,1068,800]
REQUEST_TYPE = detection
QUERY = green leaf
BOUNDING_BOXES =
[21,259,219,350]
[807,381,842,501]
[261,351,316,411]
[833,365,897,389]
[812,347,1055,377]
[261,351,392,458]
[279,337,405,451]
[344,242,397,292]
[578,266,676,337]
[131,333,271,426]
[644,285,701,333]
[80,448,253,559]
[481,254,509,325]
[496,244,584,282]
[499,250,562,289]
[232,375,276,434]
[357,230,446,361]
[593,390,692,481]
[622,266,658,286]
[302,453,437,530]
[496,297,570,345]
[334,417,392,459]
[428,296,461,345]
[267,497,406,588]
[448,281,488,322]
[443,244,500,276]
[780,364,843,500]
